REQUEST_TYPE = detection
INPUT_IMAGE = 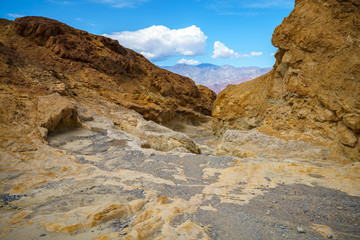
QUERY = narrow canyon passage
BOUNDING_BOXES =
[1,118,359,240]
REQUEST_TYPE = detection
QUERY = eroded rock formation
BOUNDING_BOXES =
[213,0,360,161]
[0,10,360,240]
[0,16,215,130]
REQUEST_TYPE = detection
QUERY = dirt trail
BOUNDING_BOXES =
[0,122,359,240]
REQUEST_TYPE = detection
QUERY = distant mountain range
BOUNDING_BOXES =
[162,64,271,94]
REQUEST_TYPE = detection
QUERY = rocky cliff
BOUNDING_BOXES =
[213,0,360,161]
[0,17,215,129]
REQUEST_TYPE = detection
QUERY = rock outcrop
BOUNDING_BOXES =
[213,0,360,161]
[0,16,216,153]
[0,16,215,129]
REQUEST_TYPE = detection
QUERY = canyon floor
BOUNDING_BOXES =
[0,115,359,240]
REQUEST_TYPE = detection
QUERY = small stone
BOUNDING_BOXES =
[120,231,127,235]
[11,206,18,209]
[297,227,305,233]
[282,234,286,237]
[264,177,272,182]
[337,206,343,210]
[40,233,47,237]
[327,233,333,238]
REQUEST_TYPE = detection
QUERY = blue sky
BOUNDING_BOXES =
[1,0,294,68]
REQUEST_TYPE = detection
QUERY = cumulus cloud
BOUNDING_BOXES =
[212,41,263,59]
[212,41,239,59]
[103,25,207,61]
[7,13,25,18]
[177,58,201,65]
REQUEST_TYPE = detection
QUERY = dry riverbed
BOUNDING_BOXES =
[0,120,359,240]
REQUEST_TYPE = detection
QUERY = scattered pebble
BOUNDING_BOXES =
[297,227,305,233]
[0,194,25,203]
[264,177,272,182]
[40,233,47,237]
[327,233,333,239]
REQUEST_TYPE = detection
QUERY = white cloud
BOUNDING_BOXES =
[177,58,201,65]
[249,51,263,56]
[212,41,239,59]
[241,52,263,57]
[103,25,207,61]
[7,13,25,18]
[212,41,263,58]
[94,0,149,8]
[270,52,275,56]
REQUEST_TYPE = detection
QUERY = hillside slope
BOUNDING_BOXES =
[0,17,215,130]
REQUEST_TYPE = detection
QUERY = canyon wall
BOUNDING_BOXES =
[213,0,360,161]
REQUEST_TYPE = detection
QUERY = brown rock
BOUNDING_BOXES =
[212,0,360,160]
[0,16,215,129]
[338,121,358,148]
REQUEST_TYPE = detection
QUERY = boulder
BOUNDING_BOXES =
[338,121,358,148]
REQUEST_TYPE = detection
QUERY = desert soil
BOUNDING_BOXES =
[0,123,359,240]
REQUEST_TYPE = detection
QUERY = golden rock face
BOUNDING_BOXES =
[213,0,360,161]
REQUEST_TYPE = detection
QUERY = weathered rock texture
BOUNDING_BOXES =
[0,16,215,130]
[0,16,216,154]
[213,0,360,161]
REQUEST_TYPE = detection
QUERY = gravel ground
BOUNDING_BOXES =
[1,127,358,240]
